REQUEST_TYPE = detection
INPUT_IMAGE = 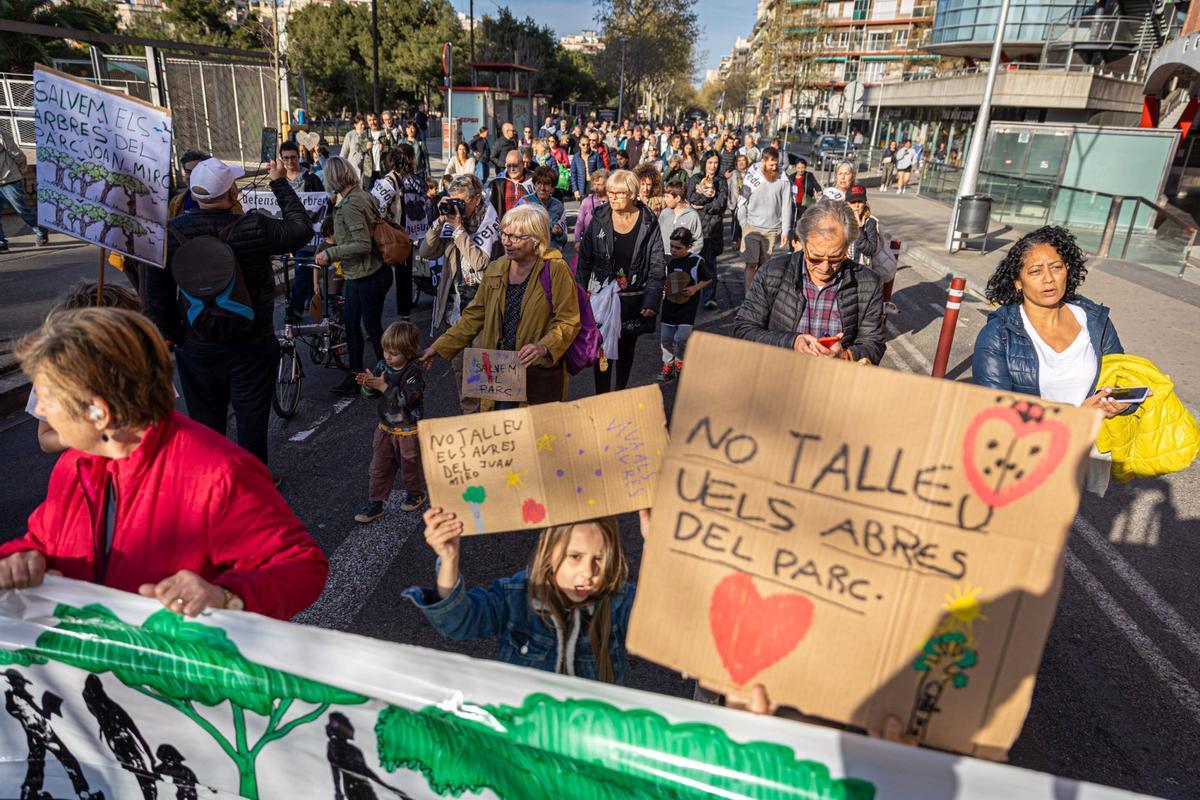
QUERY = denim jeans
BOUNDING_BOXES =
[344,267,392,371]
[289,261,314,317]
[0,181,45,243]
[175,333,279,465]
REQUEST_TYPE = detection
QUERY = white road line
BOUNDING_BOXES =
[1065,549,1200,724]
[293,492,419,630]
[289,396,354,442]
[885,321,933,372]
[1073,515,1200,662]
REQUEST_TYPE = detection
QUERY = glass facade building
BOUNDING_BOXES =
[929,0,1083,52]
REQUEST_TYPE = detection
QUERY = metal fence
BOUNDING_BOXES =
[1,50,277,171]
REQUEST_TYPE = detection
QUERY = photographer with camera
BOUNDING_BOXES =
[419,174,500,414]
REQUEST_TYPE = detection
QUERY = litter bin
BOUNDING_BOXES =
[955,195,992,235]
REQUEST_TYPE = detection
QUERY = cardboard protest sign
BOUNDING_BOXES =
[32,65,171,267]
[627,333,1101,759]
[0,578,1149,800]
[419,386,667,533]
[461,347,527,402]
[240,189,328,249]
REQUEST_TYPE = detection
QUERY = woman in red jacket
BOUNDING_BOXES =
[0,307,328,619]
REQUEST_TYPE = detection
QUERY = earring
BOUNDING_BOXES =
[101,432,109,443]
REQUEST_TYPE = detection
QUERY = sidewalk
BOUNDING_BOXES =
[869,189,1200,404]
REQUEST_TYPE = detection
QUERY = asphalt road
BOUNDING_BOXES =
[0,203,1196,799]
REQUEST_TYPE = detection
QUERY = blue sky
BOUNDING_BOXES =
[450,0,757,82]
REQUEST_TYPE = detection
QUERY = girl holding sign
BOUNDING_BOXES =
[404,509,649,683]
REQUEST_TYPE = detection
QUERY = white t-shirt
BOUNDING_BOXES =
[1020,303,1096,406]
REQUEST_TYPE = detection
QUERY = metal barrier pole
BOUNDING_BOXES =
[931,276,967,379]
[1097,196,1123,257]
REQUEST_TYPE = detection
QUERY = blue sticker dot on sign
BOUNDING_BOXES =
[578,449,584,455]
[576,486,583,494]
[594,469,601,477]
[556,469,565,477]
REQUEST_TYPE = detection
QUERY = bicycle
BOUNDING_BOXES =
[273,257,348,419]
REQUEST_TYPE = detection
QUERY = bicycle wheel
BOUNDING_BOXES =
[326,324,348,369]
[272,343,302,418]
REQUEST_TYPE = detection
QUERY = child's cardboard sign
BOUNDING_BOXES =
[419,386,668,534]
[626,333,1101,760]
[460,348,527,402]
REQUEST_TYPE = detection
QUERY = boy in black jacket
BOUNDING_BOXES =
[354,321,427,523]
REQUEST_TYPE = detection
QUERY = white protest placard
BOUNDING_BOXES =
[33,65,171,267]
[0,577,1156,800]
[239,189,328,250]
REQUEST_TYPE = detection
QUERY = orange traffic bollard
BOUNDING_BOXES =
[931,276,967,379]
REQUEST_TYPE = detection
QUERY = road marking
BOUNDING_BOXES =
[293,492,419,630]
[885,321,932,372]
[1074,515,1200,662]
[289,396,354,442]
[1065,548,1200,724]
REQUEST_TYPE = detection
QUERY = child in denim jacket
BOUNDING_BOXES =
[403,508,648,683]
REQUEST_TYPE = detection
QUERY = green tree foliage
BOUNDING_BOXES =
[477,8,607,105]
[0,603,367,799]
[377,692,876,800]
[283,1,373,115]
[0,0,118,71]
[593,0,701,117]
[375,0,464,105]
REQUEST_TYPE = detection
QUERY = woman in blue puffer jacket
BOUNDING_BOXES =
[972,225,1133,420]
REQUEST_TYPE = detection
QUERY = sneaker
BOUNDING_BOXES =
[35,232,49,247]
[655,362,675,383]
[0,241,8,252]
[355,500,385,523]
[330,373,358,396]
[673,359,683,376]
[400,492,427,512]
[704,300,718,310]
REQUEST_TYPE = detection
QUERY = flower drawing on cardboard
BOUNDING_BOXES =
[962,399,1070,509]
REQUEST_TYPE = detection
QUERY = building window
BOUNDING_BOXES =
[867,31,890,51]
[853,0,872,21]
[895,29,909,46]
[844,59,860,81]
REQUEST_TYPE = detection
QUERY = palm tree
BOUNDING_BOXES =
[0,0,116,72]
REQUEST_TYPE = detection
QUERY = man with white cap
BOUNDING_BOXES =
[145,158,312,472]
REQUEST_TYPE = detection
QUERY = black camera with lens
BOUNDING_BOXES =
[438,197,467,217]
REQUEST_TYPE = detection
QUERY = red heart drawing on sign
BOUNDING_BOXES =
[709,572,814,686]
[521,498,547,525]
[962,406,1070,508]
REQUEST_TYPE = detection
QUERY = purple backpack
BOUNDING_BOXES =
[540,261,600,375]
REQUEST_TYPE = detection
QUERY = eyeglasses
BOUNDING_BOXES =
[607,190,629,198]
[500,231,534,243]
[281,154,299,161]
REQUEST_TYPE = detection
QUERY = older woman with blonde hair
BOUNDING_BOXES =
[420,204,581,409]
[0,307,328,619]
[577,168,665,393]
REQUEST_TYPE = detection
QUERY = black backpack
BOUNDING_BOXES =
[170,218,255,343]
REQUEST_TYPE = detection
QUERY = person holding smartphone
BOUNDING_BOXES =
[973,225,1136,417]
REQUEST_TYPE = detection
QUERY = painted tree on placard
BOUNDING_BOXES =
[103,172,152,216]
[112,214,149,254]
[36,186,68,228]
[0,603,368,799]
[36,146,74,186]
[77,203,111,239]
[78,162,111,199]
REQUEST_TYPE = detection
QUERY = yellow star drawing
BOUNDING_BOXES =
[536,434,557,453]
[505,469,529,491]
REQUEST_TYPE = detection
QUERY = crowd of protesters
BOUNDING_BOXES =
[1,108,1188,758]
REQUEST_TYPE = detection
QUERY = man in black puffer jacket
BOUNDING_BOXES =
[734,198,885,364]
[145,158,312,469]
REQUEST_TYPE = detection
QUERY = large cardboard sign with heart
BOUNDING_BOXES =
[627,333,1101,759]
[418,386,668,534]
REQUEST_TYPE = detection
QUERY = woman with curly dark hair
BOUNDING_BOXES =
[972,225,1131,419]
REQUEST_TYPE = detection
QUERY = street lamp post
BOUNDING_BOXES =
[944,0,1012,252]
[371,0,380,116]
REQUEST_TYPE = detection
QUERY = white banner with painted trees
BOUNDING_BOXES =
[0,578,1155,800]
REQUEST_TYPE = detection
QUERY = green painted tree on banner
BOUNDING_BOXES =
[0,603,367,799]
[376,692,876,800]
[36,146,75,186]
[105,172,152,217]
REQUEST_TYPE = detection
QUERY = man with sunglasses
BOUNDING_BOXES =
[733,198,886,365]
[279,140,325,322]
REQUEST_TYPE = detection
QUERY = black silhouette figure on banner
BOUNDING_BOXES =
[83,674,158,799]
[325,712,412,800]
[2,669,104,800]
[154,744,201,800]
